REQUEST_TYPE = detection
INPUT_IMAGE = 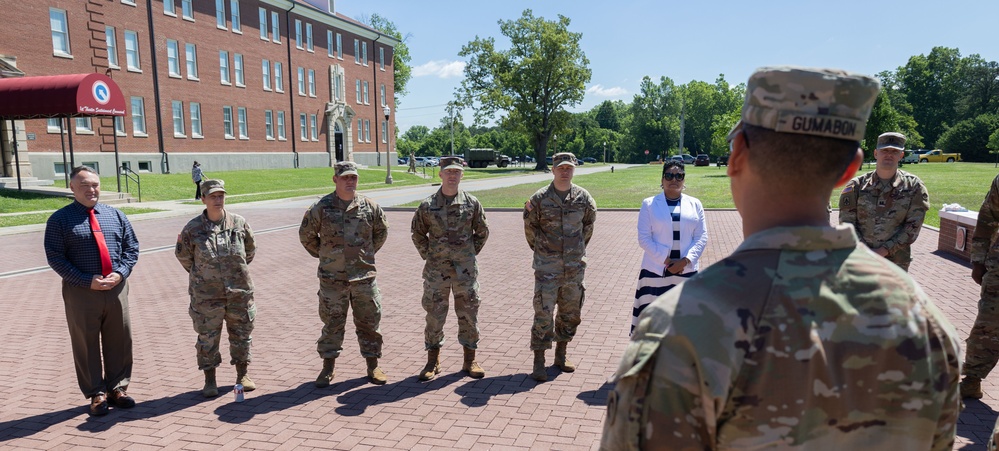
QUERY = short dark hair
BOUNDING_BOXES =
[70,166,98,179]
[662,160,684,178]
[742,124,858,192]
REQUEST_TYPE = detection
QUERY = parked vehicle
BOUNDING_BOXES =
[465,148,511,168]
[671,154,695,164]
[900,150,920,165]
[414,157,438,167]
[717,154,729,167]
[581,157,597,163]
[918,149,961,163]
[694,154,710,166]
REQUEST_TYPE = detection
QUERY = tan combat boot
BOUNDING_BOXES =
[236,363,256,391]
[202,368,218,398]
[531,350,547,382]
[315,358,335,388]
[419,348,441,381]
[366,357,387,385]
[554,341,576,373]
[462,347,485,378]
[960,377,984,399]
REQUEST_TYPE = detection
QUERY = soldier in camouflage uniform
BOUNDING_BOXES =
[411,156,489,381]
[299,162,390,386]
[524,152,597,382]
[839,132,930,271]
[960,174,999,399]
[175,179,257,398]
[601,67,962,450]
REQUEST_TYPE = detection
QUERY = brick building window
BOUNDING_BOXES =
[274,62,283,91]
[380,47,385,71]
[47,118,64,134]
[190,102,203,138]
[124,30,140,71]
[363,81,369,104]
[297,67,305,95]
[295,19,302,49]
[131,96,147,136]
[230,0,241,33]
[258,8,267,40]
[357,118,362,142]
[355,79,361,104]
[234,53,244,86]
[382,120,387,143]
[172,100,185,137]
[215,0,226,29]
[333,71,342,101]
[300,113,308,141]
[277,111,286,140]
[327,31,333,57]
[75,118,93,134]
[354,39,359,64]
[262,59,271,90]
[182,0,193,20]
[264,110,274,139]
[106,27,118,68]
[166,39,181,77]
[271,12,279,43]
[219,50,230,84]
[310,114,318,141]
[114,117,126,136]
[185,43,198,79]
[164,0,176,16]
[336,33,342,59]
[380,84,386,106]
[308,69,316,97]
[362,42,367,65]
[306,23,313,51]
[49,8,71,56]
[222,106,234,138]
[364,120,370,142]
[237,107,248,139]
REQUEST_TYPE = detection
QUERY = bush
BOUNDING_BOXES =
[936,114,999,162]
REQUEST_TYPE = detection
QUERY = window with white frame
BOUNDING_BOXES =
[75,117,93,134]
[237,107,248,139]
[164,0,175,15]
[190,102,202,137]
[219,50,230,84]
[308,69,315,97]
[354,39,359,64]
[382,120,387,143]
[131,96,147,136]
[264,110,274,139]
[306,23,313,51]
[380,84,386,106]
[295,19,302,49]
[172,100,185,137]
[182,0,193,20]
[355,79,361,103]
[380,47,385,70]
[270,11,279,43]
[215,0,226,29]
[277,111,286,140]
[336,33,342,59]
[327,30,333,57]
[106,27,118,68]
[258,8,267,40]
[230,0,240,33]
[185,43,198,79]
[114,116,126,136]
[222,106,234,138]
[234,53,244,86]
[362,42,368,65]
[357,118,362,142]
[363,81,369,104]
[297,67,305,95]
[124,30,140,71]
[274,62,283,91]
[166,39,181,77]
[333,70,342,101]
[364,119,370,142]
[47,118,64,133]
[262,59,271,90]
[310,114,318,141]
[50,8,70,56]
[300,113,308,141]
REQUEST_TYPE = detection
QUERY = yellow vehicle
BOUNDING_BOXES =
[918,149,961,163]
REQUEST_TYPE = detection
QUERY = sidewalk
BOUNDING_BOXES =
[0,172,994,448]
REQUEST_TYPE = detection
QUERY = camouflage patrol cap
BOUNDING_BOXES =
[334,161,359,177]
[552,152,577,167]
[200,179,226,196]
[727,66,881,142]
[440,156,465,171]
[876,132,906,151]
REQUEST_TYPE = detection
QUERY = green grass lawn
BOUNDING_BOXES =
[439,162,999,228]
[0,206,164,228]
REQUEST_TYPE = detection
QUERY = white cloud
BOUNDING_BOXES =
[412,60,466,79]
[587,84,628,97]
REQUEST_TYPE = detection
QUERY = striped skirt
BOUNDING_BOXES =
[631,268,697,335]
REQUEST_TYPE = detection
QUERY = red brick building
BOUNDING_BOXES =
[0,0,398,180]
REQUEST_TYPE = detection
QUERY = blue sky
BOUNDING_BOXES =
[336,0,999,134]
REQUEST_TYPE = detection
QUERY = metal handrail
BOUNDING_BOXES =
[120,165,141,203]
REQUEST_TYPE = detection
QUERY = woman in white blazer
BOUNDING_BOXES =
[632,160,708,333]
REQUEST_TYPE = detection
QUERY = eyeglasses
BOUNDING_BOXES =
[662,173,685,181]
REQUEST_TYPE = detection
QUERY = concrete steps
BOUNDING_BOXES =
[0,177,55,189]
[0,184,136,205]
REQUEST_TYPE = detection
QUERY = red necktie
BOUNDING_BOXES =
[88,209,113,277]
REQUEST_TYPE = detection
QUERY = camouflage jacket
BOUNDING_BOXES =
[971,174,999,267]
[175,210,255,295]
[839,170,929,263]
[411,189,489,281]
[524,183,597,273]
[601,225,961,451]
[299,192,388,282]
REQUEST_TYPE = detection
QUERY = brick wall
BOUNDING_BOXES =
[938,211,977,261]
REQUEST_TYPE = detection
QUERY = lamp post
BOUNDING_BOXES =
[384,105,393,184]
[554,134,557,153]
[603,141,607,163]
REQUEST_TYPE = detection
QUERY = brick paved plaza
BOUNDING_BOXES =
[0,201,995,449]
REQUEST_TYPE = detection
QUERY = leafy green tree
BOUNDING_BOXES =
[362,14,413,106]
[455,9,591,170]
[595,101,620,131]
[990,128,999,151]
[897,47,964,146]
[935,114,999,162]
[863,90,923,158]
[625,76,682,163]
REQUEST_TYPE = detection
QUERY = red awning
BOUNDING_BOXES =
[0,73,126,120]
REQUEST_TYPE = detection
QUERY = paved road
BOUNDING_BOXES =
[0,167,994,449]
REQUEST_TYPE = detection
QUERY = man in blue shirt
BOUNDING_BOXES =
[44,166,140,416]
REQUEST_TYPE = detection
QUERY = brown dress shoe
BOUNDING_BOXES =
[109,388,136,408]
[89,393,108,416]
